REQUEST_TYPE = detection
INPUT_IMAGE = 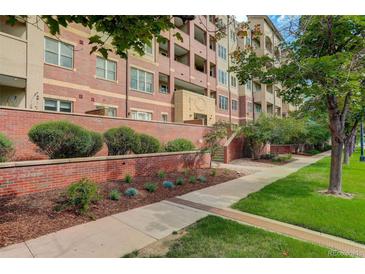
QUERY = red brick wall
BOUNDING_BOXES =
[0,151,210,197]
[224,136,245,163]
[270,144,295,154]
[0,107,211,161]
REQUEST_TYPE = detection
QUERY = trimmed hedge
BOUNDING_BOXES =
[134,133,160,154]
[0,133,13,162]
[28,120,103,159]
[164,138,195,152]
[103,126,140,155]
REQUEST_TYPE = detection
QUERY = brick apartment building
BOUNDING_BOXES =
[0,15,296,127]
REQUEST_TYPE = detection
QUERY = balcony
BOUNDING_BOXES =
[0,74,26,108]
[0,32,27,79]
[174,88,216,126]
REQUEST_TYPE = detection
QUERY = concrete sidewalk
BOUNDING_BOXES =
[1,152,341,258]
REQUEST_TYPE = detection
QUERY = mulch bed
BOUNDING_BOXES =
[0,168,242,248]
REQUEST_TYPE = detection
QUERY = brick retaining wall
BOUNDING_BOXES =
[270,144,296,154]
[0,107,211,161]
[0,151,210,197]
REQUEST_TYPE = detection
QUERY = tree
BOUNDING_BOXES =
[6,15,195,59]
[238,115,273,160]
[274,16,365,195]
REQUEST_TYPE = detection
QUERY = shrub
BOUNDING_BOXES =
[183,168,190,176]
[109,189,121,201]
[88,131,104,156]
[163,181,175,189]
[260,153,275,160]
[66,178,100,214]
[210,169,217,177]
[144,182,157,193]
[124,174,133,184]
[197,175,207,183]
[304,149,321,155]
[188,176,196,184]
[157,170,166,179]
[134,133,160,154]
[164,138,195,152]
[104,126,140,155]
[28,120,102,159]
[0,133,13,162]
[124,187,138,197]
[272,154,293,162]
[176,177,184,186]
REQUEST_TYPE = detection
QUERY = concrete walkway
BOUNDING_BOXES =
[4,151,363,258]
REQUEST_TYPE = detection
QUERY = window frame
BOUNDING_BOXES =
[44,37,74,69]
[131,110,153,121]
[218,69,228,86]
[96,56,117,81]
[218,44,227,60]
[218,95,228,111]
[44,98,73,113]
[130,67,154,94]
[232,99,238,111]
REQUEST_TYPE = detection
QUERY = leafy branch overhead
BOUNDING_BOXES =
[6,15,192,59]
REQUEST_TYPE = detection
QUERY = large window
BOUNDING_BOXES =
[131,110,152,121]
[232,99,238,111]
[44,37,74,69]
[246,80,252,90]
[96,57,117,81]
[218,69,228,86]
[218,44,227,60]
[44,98,72,113]
[231,76,237,87]
[218,95,228,110]
[130,68,154,93]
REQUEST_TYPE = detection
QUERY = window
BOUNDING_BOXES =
[247,102,253,112]
[218,95,228,110]
[218,69,228,86]
[131,68,154,93]
[131,110,152,121]
[96,57,117,81]
[161,113,168,122]
[144,42,153,55]
[255,103,262,113]
[44,37,74,69]
[95,105,117,117]
[246,80,252,90]
[231,76,237,87]
[210,63,216,77]
[44,98,72,113]
[245,37,251,46]
[160,84,168,94]
[230,30,236,42]
[232,100,238,111]
[218,44,227,60]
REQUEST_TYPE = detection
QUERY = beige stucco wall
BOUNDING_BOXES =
[0,16,44,110]
[174,89,216,126]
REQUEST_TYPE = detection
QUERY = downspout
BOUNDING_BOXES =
[125,52,129,118]
[250,30,255,122]
[227,15,232,126]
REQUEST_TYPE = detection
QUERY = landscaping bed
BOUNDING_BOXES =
[0,168,242,248]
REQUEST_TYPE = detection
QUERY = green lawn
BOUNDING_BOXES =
[162,216,347,258]
[233,151,365,244]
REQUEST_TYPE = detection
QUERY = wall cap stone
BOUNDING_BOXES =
[0,150,209,169]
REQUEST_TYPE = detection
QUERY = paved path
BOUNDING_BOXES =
[4,151,363,258]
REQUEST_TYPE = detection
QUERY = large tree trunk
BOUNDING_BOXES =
[328,138,344,194]
[343,141,350,165]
